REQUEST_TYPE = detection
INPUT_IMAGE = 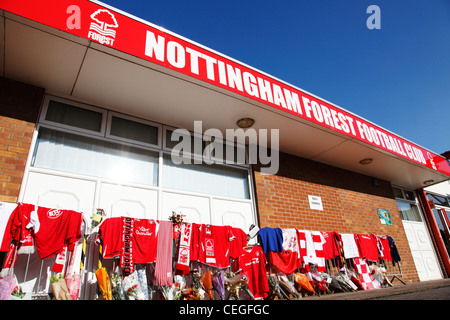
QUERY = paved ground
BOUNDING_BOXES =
[301,278,450,300]
[372,285,450,300]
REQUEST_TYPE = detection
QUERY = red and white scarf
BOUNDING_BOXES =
[51,246,67,274]
[120,217,134,276]
[175,222,192,275]
[12,203,36,254]
[155,220,173,286]
[0,243,17,277]
[353,257,379,290]
[297,230,326,272]
[0,202,18,252]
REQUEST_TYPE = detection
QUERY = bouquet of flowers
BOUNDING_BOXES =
[10,284,25,299]
[65,273,82,300]
[201,270,214,300]
[123,271,146,300]
[110,272,126,300]
[95,267,112,300]
[191,270,205,299]
[169,211,185,239]
[90,208,106,233]
[212,270,225,300]
[50,273,72,300]
[181,287,201,300]
[293,272,316,295]
[0,275,17,300]
[160,276,185,300]
[169,211,185,224]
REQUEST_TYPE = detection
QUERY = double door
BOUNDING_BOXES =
[17,170,256,299]
[402,219,443,281]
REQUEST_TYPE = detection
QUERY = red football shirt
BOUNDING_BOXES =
[229,227,248,259]
[197,224,235,268]
[237,246,269,299]
[97,217,122,259]
[357,234,379,261]
[98,217,159,264]
[133,218,158,263]
[30,207,83,259]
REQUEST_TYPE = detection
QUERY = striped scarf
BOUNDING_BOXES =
[175,222,192,275]
[155,220,173,286]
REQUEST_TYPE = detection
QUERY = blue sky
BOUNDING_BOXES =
[100,0,450,154]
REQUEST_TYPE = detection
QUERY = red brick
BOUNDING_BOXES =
[253,152,420,283]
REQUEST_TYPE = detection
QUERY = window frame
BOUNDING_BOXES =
[35,95,253,199]
[106,111,162,149]
[393,185,423,222]
[162,125,249,167]
[39,95,108,137]
[427,192,450,208]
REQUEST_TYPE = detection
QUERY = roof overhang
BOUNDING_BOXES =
[1,3,449,190]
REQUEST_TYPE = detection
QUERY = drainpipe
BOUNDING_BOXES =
[417,189,450,277]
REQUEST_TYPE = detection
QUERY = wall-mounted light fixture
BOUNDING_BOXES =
[236,117,255,128]
[359,158,373,165]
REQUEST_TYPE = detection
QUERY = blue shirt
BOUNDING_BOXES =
[258,227,283,253]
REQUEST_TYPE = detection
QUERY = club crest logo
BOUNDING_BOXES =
[88,9,118,47]
[47,209,63,219]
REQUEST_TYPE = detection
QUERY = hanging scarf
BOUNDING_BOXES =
[0,202,18,252]
[268,250,300,274]
[175,222,192,275]
[204,225,216,265]
[352,257,378,290]
[51,246,67,274]
[120,217,134,276]
[11,203,36,255]
[0,243,17,277]
[154,220,173,286]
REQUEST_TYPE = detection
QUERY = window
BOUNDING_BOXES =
[392,187,403,199]
[396,201,422,222]
[164,129,207,157]
[164,127,248,165]
[162,154,250,199]
[393,186,422,222]
[108,113,160,147]
[432,208,450,258]
[33,128,159,186]
[35,96,252,197]
[427,193,450,208]
[42,97,106,134]
[404,190,415,201]
[392,187,415,201]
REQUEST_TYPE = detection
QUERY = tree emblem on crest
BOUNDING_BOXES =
[90,9,119,37]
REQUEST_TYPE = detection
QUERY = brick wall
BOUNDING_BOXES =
[253,152,420,283]
[0,116,35,202]
[0,78,43,203]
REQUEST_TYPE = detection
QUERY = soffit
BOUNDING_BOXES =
[2,12,448,190]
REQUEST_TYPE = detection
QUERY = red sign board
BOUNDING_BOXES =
[1,0,449,176]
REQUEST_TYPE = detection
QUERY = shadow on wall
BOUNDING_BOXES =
[253,151,395,199]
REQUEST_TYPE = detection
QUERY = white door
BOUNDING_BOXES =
[17,172,96,295]
[403,220,442,281]
[97,183,158,219]
[22,171,96,213]
[161,191,211,224]
[211,198,254,231]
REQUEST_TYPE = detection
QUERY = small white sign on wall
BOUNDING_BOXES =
[308,195,323,211]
